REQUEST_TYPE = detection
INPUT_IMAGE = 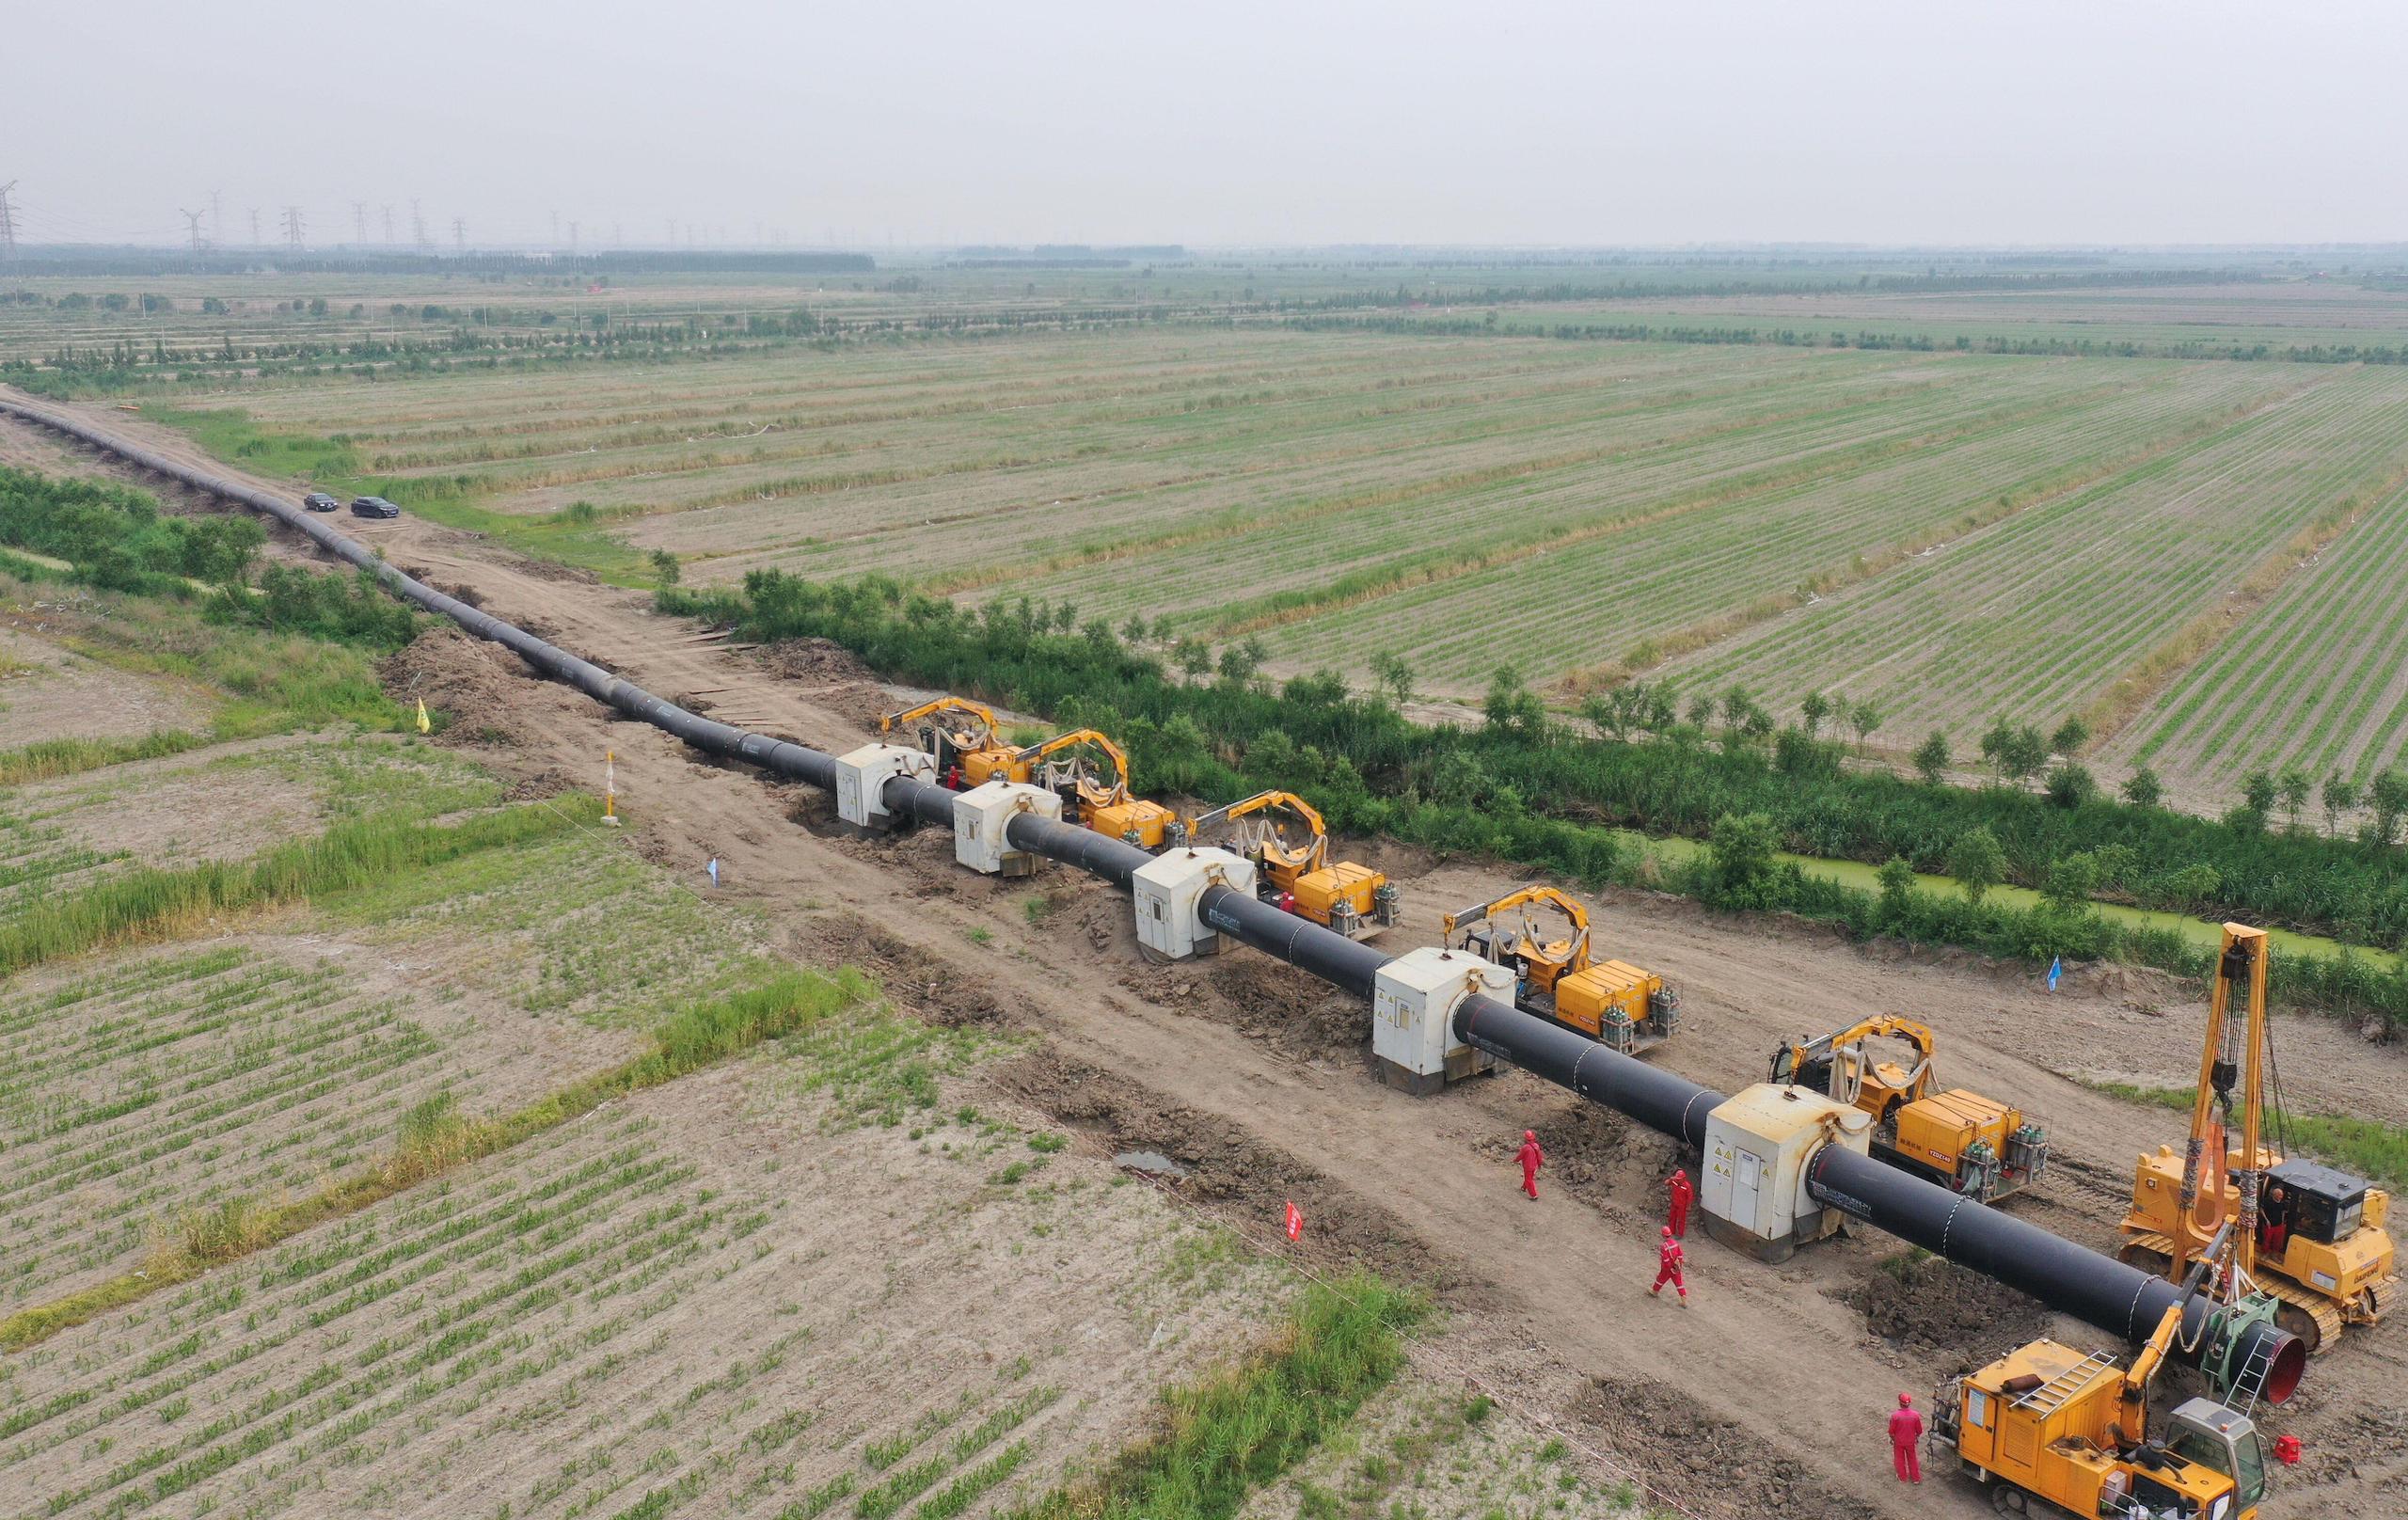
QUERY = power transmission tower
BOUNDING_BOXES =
[247,207,261,246]
[549,210,560,246]
[612,222,622,245]
[411,198,429,251]
[352,200,367,243]
[211,188,223,242]
[568,220,578,252]
[179,206,207,256]
[381,203,394,243]
[663,218,674,246]
[0,182,21,269]
[452,217,466,251]
[281,206,306,251]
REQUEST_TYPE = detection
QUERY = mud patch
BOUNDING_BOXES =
[792,908,1018,1028]
[993,1046,1456,1290]
[1837,1252,2048,1368]
[1570,1376,1878,1520]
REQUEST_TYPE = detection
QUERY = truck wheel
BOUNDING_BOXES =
[1989,1484,2027,1513]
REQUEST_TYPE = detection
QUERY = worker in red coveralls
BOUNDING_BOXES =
[942,764,963,791]
[1665,1166,1694,1239]
[1515,1130,1545,1200]
[1890,1393,1925,1483]
[1650,1225,1687,1305]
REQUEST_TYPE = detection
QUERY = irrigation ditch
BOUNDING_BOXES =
[0,394,2310,1402]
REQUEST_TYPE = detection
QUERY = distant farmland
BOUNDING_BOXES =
[108,271,2408,801]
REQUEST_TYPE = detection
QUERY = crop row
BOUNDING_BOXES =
[990,349,2027,621]
[0,950,456,1310]
[1270,360,2301,685]
[2115,475,2408,785]
[1671,366,2408,751]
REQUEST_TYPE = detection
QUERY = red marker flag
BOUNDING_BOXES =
[1283,1200,1303,1242]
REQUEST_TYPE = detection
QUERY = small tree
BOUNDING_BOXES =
[2321,772,2360,838]
[2041,850,2105,915]
[1707,811,1780,905]
[1150,615,1177,644]
[2242,768,2278,816]
[1370,650,1415,707]
[2369,768,2408,849]
[2049,716,2090,760]
[1947,826,2006,905]
[1051,602,1078,633]
[2121,767,2163,808]
[2277,768,2313,832]
[1120,615,1149,645]
[650,548,681,587]
[1483,665,1547,742]
[1686,692,1718,729]
[1720,685,1753,731]
[1175,639,1212,679]
[2044,762,2098,809]
[1877,856,1919,926]
[1216,641,1263,685]
[1912,731,1951,785]
[1850,701,1882,752]
[1799,690,1830,738]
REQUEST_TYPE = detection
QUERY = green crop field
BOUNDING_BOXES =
[23,253,2408,800]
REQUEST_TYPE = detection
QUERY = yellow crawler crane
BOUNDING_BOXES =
[1178,790,1400,939]
[1441,886,1677,1055]
[881,697,1018,786]
[2121,925,2396,1354]
[1936,1227,2282,1519]
[1013,729,1179,849]
[1768,1016,2048,1202]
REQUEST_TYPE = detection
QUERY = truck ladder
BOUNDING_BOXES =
[2008,1352,2118,1417]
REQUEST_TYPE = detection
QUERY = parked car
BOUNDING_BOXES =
[302,492,341,513]
[349,496,402,519]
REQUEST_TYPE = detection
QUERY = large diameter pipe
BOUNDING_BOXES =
[1807,1146,2305,1404]
[1456,991,2305,1403]
[1455,994,1723,1148]
[4,396,2303,1403]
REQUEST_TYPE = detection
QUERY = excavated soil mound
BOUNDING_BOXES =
[752,639,889,728]
[1197,955,1368,1059]
[1839,1253,2048,1367]
[377,625,552,749]
[1572,1376,1879,1520]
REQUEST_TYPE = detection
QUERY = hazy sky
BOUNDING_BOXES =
[9,0,2404,249]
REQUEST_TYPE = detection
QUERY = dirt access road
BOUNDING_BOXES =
[13,390,2405,1519]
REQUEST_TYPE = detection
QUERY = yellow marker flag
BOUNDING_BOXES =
[415,698,432,735]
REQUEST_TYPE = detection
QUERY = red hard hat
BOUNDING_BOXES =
[1524,1130,1535,1141]
[1899,1393,1913,1407]
[1661,1225,1672,1238]
[1673,1167,1687,1180]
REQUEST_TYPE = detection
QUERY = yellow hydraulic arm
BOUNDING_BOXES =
[1016,729,1132,799]
[1770,1015,1938,1097]
[1182,790,1328,878]
[1443,886,1591,992]
[881,696,999,747]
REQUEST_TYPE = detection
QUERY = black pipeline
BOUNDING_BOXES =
[0,397,2303,1403]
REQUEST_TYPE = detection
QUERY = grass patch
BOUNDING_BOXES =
[2085,1080,2408,1193]
[0,730,214,786]
[146,406,656,584]
[0,796,598,977]
[1008,1273,1424,1520]
[0,962,873,1349]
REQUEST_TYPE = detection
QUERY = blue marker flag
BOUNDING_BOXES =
[2047,956,2063,992]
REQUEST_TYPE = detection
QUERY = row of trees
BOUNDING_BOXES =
[664,575,2408,956]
